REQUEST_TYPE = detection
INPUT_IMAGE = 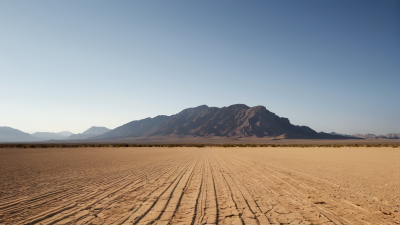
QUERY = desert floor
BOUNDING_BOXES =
[0,147,398,225]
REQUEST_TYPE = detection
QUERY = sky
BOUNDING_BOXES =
[1,0,399,135]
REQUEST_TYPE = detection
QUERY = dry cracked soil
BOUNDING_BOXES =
[0,147,398,225]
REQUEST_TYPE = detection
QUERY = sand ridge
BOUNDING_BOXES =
[0,147,398,224]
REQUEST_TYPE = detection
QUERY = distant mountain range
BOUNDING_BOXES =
[2,104,397,143]
[94,104,357,140]
[0,127,39,142]
[68,127,111,140]
[353,133,400,139]
[31,131,72,140]
[331,132,400,139]
[0,126,109,143]
[57,131,74,136]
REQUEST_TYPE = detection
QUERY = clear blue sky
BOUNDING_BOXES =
[1,0,399,135]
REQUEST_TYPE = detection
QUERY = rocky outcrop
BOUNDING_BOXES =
[93,104,356,139]
[151,104,323,138]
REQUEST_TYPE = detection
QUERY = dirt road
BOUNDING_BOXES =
[0,147,398,224]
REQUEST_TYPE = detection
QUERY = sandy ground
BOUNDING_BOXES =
[0,147,398,224]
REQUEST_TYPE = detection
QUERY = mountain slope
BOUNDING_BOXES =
[68,126,111,140]
[31,132,68,140]
[330,132,400,139]
[94,105,210,139]
[353,133,400,139]
[150,105,210,136]
[94,115,170,139]
[0,127,39,142]
[56,131,74,137]
[150,104,342,138]
[94,104,355,140]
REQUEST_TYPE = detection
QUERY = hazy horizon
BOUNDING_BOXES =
[2,103,399,136]
[1,1,399,135]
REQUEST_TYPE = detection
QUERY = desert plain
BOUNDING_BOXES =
[0,146,398,225]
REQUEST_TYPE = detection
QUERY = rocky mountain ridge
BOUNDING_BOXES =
[353,133,400,139]
[0,126,110,142]
[94,104,355,140]
[330,132,400,139]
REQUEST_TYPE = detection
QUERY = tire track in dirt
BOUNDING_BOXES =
[221,150,397,225]
[125,156,199,224]
[221,154,342,224]
[208,154,245,225]
[59,153,198,225]
[1,147,397,225]
[1,150,195,224]
[193,152,218,225]
[165,154,204,225]
[213,155,268,224]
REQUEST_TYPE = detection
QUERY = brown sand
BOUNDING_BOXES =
[0,147,398,224]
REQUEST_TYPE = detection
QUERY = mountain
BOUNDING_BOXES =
[385,133,400,139]
[0,127,39,142]
[329,132,353,137]
[68,126,111,140]
[353,133,400,139]
[31,132,69,140]
[95,116,170,139]
[353,133,377,139]
[56,131,74,137]
[94,104,355,140]
[330,132,400,139]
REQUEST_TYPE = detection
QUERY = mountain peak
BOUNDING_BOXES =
[56,131,74,137]
[93,104,356,140]
[178,105,209,113]
[196,104,209,108]
[82,126,111,135]
[68,127,111,140]
[226,104,250,110]
[0,127,39,142]
[31,131,74,140]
